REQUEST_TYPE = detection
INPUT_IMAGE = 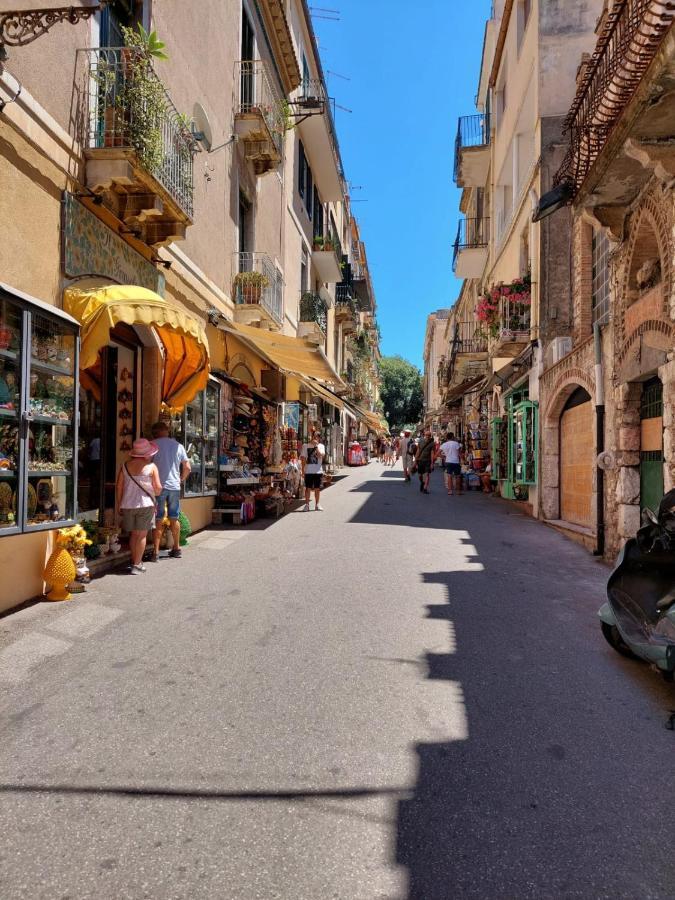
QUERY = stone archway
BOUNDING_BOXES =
[541,371,596,522]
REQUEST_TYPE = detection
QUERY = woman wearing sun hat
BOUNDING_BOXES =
[115,438,162,575]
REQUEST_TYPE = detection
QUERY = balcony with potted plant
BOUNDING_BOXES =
[79,26,196,246]
[298,291,328,345]
[234,59,286,176]
[476,275,532,359]
[232,252,283,329]
[312,224,343,283]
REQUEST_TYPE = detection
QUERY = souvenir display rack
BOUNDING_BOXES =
[0,289,79,535]
[170,380,220,496]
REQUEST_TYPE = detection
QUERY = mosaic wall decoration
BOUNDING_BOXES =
[62,193,164,295]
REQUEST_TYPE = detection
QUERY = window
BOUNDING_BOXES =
[313,187,324,240]
[517,0,531,52]
[305,165,313,218]
[170,381,220,496]
[592,228,610,325]
[0,287,79,535]
[298,139,314,217]
[301,248,308,294]
[298,140,307,200]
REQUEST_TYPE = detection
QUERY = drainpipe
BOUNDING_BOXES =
[593,323,605,557]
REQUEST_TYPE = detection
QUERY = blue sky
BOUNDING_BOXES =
[313,0,492,369]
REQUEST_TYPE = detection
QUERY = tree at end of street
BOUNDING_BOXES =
[379,355,423,433]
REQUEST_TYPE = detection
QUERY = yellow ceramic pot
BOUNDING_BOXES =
[44,548,76,601]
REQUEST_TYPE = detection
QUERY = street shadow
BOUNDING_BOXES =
[395,534,675,898]
[347,470,483,529]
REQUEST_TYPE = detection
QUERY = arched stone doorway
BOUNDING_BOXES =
[560,387,594,527]
[541,373,596,525]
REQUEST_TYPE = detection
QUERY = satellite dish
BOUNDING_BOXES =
[192,102,212,151]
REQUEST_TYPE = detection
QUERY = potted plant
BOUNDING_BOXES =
[313,234,324,251]
[233,270,270,304]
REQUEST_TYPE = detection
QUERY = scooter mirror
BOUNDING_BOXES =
[642,507,659,526]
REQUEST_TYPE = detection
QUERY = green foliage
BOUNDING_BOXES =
[178,511,191,546]
[233,271,270,288]
[378,355,423,431]
[123,23,169,60]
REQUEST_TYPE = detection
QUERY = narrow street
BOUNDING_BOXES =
[1,463,674,900]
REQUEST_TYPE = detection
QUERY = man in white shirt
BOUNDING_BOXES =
[439,431,464,496]
[300,429,326,511]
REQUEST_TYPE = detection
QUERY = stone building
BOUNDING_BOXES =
[0,0,381,612]
[444,0,602,506]
[536,0,675,556]
[422,309,449,432]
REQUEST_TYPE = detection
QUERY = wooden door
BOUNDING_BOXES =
[560,391,594,527]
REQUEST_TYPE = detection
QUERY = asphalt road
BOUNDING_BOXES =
[1,462,674,899]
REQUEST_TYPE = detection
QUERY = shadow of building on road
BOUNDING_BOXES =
[394,545,675,898]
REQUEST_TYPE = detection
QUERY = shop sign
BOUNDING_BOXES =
[283,401,300,431]
[62,193,164,295]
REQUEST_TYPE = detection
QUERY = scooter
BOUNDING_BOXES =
[599,489,675,681]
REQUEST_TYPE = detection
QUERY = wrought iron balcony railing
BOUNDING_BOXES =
[335,280,354,304]
[299,292,327,333]
[81,46,196,218]
[235,59,285,157]
[453,113,490,182]
[450,321,488,355]
[555,0,675,194]
[452,217,490,270]
[233,252,283,324]
[496,297,531,341]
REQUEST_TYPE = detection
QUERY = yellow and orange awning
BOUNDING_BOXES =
[64,284,210,409]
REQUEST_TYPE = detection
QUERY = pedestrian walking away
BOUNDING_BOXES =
[150,421,191,561]
[413,427,436,493]
[301,429,326,511]
[115,438,162,575]
[401,429,415,481]
[440,431,464,496]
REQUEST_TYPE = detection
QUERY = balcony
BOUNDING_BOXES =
[296,78,343,201]
[554,0,675,206]
[80,46,196,245]
[451,320,488,356]
[351,259,374,312]
[232,252,283,329]
[234,60,285,175]
[454,113,490,187]
[298,292,327,345]
[491,297,531,358]
[312,224,343,283]
[335,293,358,334]
[453,217,489,278]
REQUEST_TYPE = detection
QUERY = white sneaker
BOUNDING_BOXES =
[302,503,310,512]
[315,504,324,511]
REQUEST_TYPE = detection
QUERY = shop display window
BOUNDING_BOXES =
[171,380,220,497]
[0,289,79,534]
[513,400,538,485]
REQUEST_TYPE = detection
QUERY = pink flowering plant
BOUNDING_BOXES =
[476,273,531,337]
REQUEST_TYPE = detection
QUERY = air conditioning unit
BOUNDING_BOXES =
[546,336,572,368]
[261,369,286,402]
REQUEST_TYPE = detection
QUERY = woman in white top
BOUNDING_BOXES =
[115,438,162,574]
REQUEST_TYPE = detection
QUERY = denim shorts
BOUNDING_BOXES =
[156,489,181,521]
[445,463,461,476]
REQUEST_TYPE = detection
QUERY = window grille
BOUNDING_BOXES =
[591,229,610,325]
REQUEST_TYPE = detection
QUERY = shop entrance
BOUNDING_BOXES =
[640,377,664,515]
[77,326,141,522]
[560,387,593,527]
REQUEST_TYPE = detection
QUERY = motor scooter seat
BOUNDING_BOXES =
[656,590,675,612]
